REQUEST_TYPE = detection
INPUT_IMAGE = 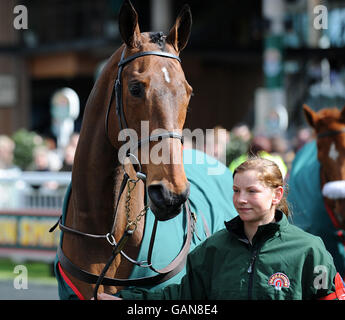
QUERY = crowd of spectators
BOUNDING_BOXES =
[0,126,315,210]
[0,132,79,174]
[0,135,19,173]
[1,125,315,180]
[200,123,315,180]
[0,131,79,207]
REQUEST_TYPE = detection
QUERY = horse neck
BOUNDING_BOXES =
[69,71,145,236]
[61,49,147,298]
[70,135,117,232]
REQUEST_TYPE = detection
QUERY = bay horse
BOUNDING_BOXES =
[287,104,345,277]
[52,0,237,300]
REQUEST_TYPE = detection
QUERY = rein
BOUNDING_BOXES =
[51,47,196,300]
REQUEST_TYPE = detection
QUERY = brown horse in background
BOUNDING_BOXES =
[303,104,345,228]
[288,104,345,277]
[55,0,194,299]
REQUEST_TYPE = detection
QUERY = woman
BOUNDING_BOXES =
[97,158,344,300]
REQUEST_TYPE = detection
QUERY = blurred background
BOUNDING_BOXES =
[0,0,345,299]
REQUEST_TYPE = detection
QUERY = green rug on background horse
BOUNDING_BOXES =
[287,141,345,277]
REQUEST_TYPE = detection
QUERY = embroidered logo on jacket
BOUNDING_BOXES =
[268,272,290,291]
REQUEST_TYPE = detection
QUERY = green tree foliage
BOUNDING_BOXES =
[226,133,249,167]
[12,129,43,170]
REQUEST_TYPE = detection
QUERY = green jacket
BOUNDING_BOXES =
[119,211,337,300]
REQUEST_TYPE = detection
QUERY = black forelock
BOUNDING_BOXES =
[149,32,166,51]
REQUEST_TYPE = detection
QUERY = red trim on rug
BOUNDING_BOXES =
[324,201,343,230]
[58,262,85,300]
[319,292,337,300]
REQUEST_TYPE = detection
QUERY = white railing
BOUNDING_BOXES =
[0,171,71,209]
[0,171,71,262]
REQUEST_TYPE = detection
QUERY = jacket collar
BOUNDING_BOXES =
[224,210,288,245]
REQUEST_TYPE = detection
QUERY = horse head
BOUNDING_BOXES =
[105,0,193,221]
[303,104,345,227]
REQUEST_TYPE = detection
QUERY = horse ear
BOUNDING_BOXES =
[166,4,192,52]
[119,0,141,48]
[303,104,317,128]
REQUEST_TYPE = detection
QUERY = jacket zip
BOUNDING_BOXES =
[247,247,258,300]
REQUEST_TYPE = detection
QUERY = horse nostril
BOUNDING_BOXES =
[148,184,166,208]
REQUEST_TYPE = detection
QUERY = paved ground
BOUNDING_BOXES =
[0,279,59,300]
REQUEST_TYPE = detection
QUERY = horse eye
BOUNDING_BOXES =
[128,82,144,97]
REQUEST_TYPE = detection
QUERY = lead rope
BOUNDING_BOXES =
[125,179,149,231]
[93,178,148,300]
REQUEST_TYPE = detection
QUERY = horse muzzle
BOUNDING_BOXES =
[148,182,190,221]
[322,180,345,225]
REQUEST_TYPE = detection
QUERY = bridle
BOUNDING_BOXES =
[317,128,345,139]
[50,47,197,300]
